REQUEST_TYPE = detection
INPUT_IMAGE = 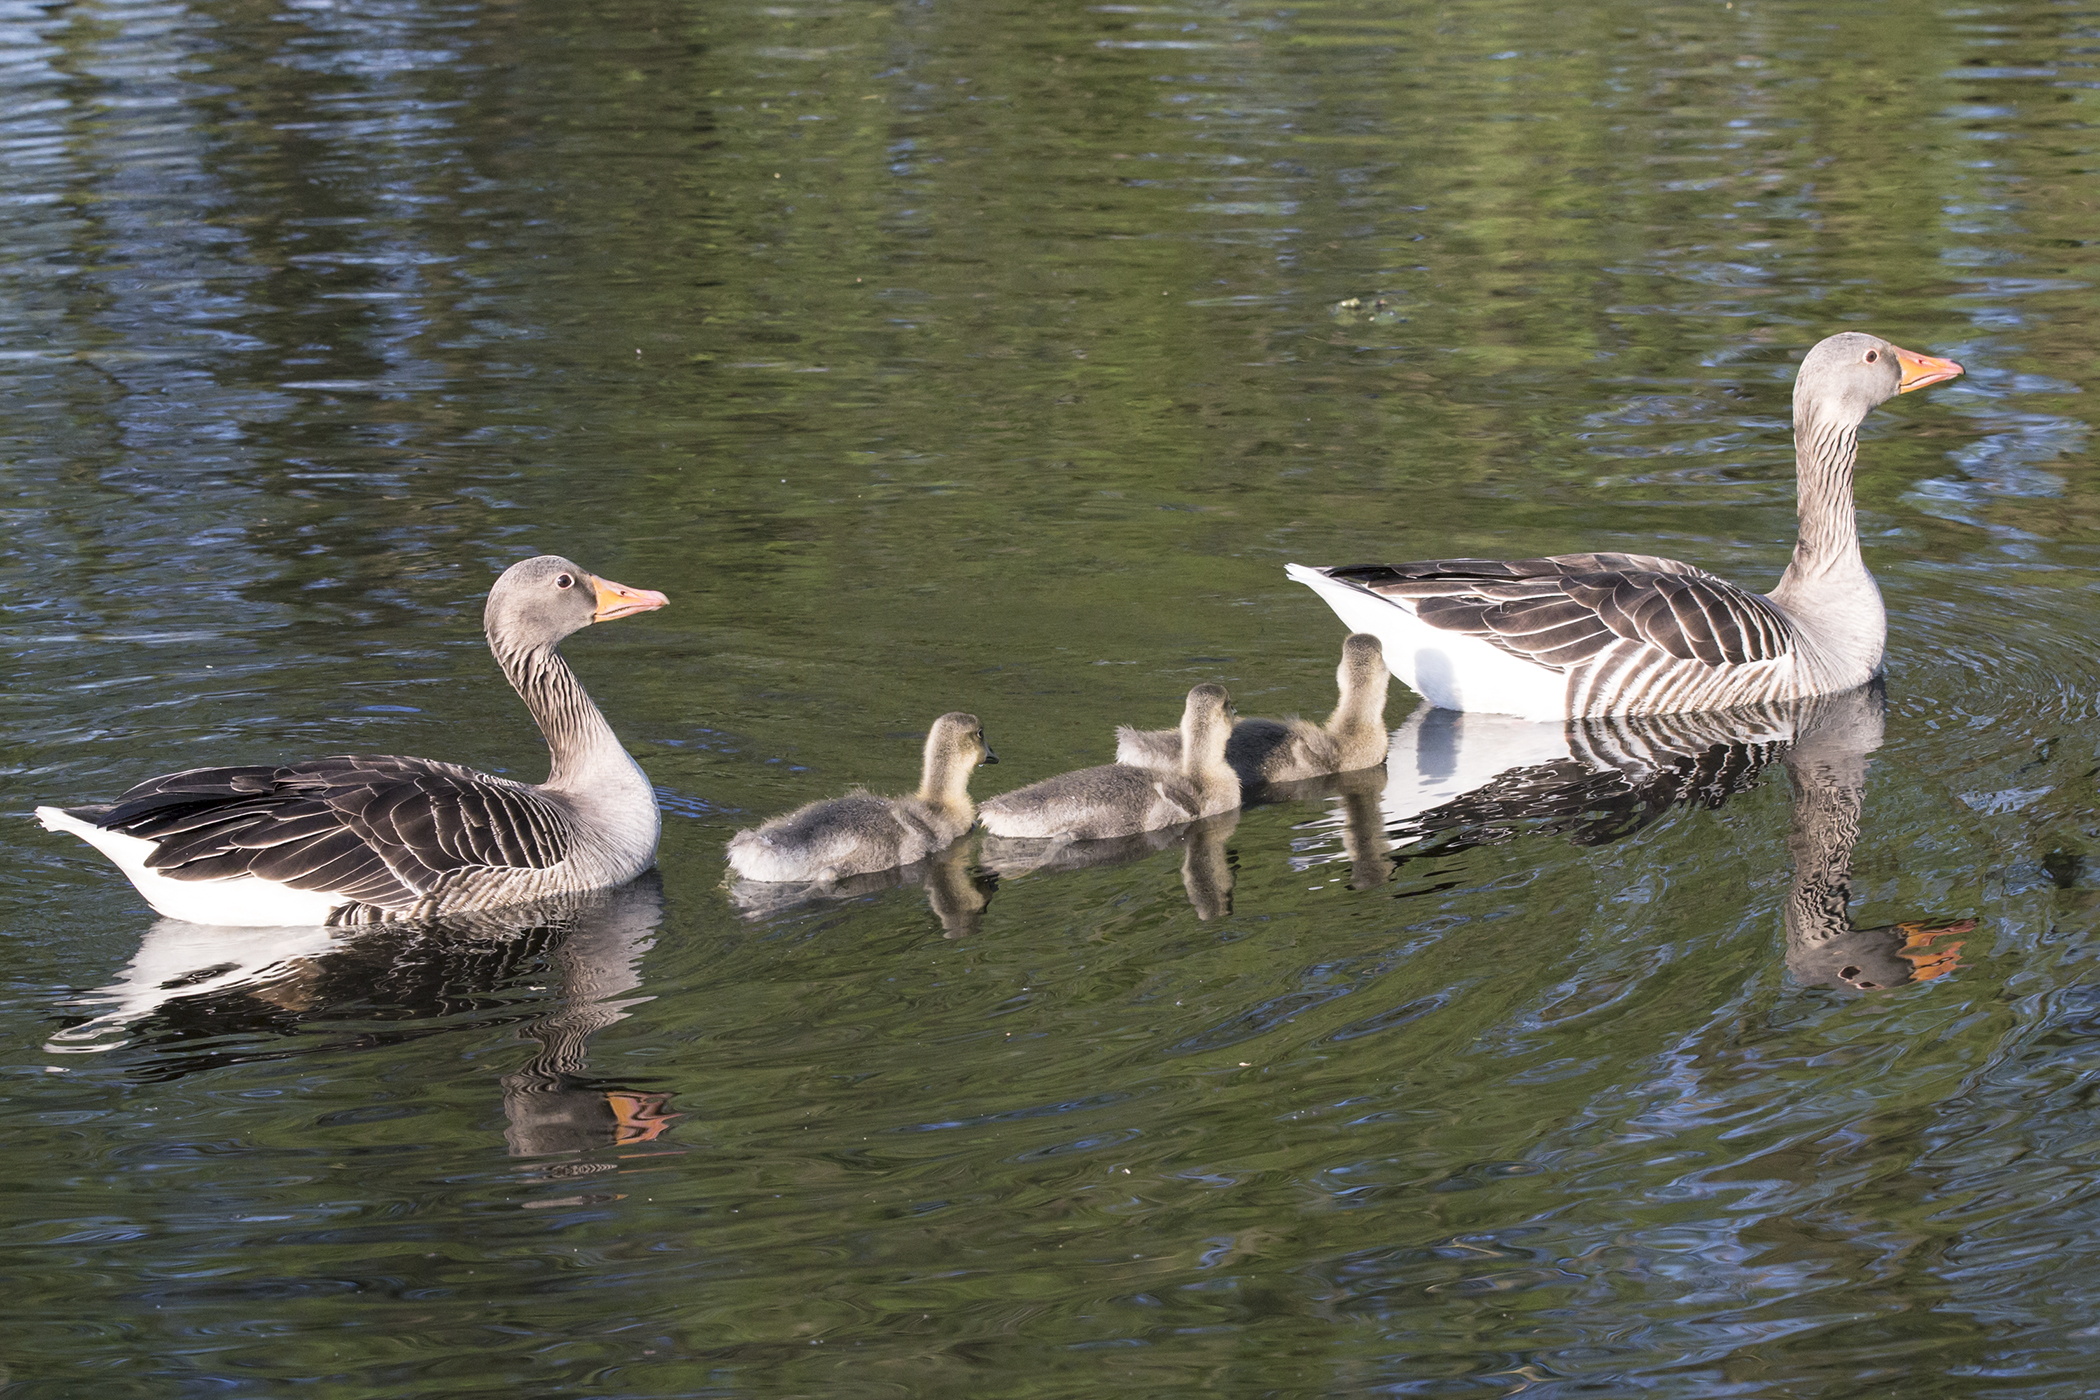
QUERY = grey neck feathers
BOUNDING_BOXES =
[494,635,646,800]
[1768,404,1886,684]
[1781,406,1865,584]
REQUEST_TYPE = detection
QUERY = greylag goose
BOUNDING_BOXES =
[979,684,1240,840]
[724,712,997,883]
[35,555,668,927]
[1115,633,1390,784]
[1287,332,1963,719]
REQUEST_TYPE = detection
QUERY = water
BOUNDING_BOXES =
[4,0,2100,1392]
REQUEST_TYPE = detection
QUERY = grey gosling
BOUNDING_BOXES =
[726,713,996,883]
[979,684,1240,840]
[1116,633,1390,785]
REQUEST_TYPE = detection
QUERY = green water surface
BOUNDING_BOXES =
[5,0,2100,1394]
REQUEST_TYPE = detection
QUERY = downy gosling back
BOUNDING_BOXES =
[979,684,1239,841]
[726,712,996,883]
[1116,633,1390,786]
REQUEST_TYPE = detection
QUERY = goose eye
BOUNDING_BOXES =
[1864,350,1878,363]
[555,573,575,589]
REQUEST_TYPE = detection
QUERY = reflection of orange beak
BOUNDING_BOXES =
[606,1091,679,1146]
[1892,345,1964,393]
[1898,919,1976,983]
[590,575,669,622]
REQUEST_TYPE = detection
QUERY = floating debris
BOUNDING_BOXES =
[1330,293,1407,326]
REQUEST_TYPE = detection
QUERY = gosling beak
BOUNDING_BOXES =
[590,574,670,622]
[1892,345,1964,393]
[981,745,1000,766]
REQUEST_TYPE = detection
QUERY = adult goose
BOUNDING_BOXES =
[36,555,668,927]
[1287,332,1963,719]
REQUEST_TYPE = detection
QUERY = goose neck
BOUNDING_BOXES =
[1780,408,1864,583]
[496,637,645,798]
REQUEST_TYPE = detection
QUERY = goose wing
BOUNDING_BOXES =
[1324,552,1794,670]
[68,755,578,907]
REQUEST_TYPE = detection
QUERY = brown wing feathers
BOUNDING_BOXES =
[73,756,577,903]
[1328,555,1792,670]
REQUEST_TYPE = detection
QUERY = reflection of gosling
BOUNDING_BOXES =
[980,685,1240,840]
[1117,634,1389,785]
[1179,810,1237,921]
[727,713,996,882]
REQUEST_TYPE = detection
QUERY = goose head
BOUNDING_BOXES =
[1795,332,1963,430]
[485,554,669,654]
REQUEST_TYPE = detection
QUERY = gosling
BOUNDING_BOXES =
[1116,633,1389,786]
[979,685,1240,841]
[726,712,996,883]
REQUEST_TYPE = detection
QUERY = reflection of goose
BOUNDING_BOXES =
[37,556,668,926]
[1288,334,1963,718]
[497,880,675,1162]
[46,921,339,1053]
[1116,634,1390,785]
[981,810,1240,921]
[1778,689,1972,990]
[1293,686,1971,988]
[49,879,679,1147]
[1358,702,1788,860]
[726,839,996,938]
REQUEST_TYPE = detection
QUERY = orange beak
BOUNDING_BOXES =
[1891,344,1964,393]
[590,574,669,622]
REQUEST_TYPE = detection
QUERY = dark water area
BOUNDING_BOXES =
[6,0,2100,1393]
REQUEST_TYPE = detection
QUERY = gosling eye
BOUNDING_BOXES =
[1864,350,1879,364]
[555,573,575,589]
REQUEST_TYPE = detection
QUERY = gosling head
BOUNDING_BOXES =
[1179,683,1237,761]
[1794,332,1962,431]
[1338,633,1387,692]
[922,712,997,802]
[484,555,669,658]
